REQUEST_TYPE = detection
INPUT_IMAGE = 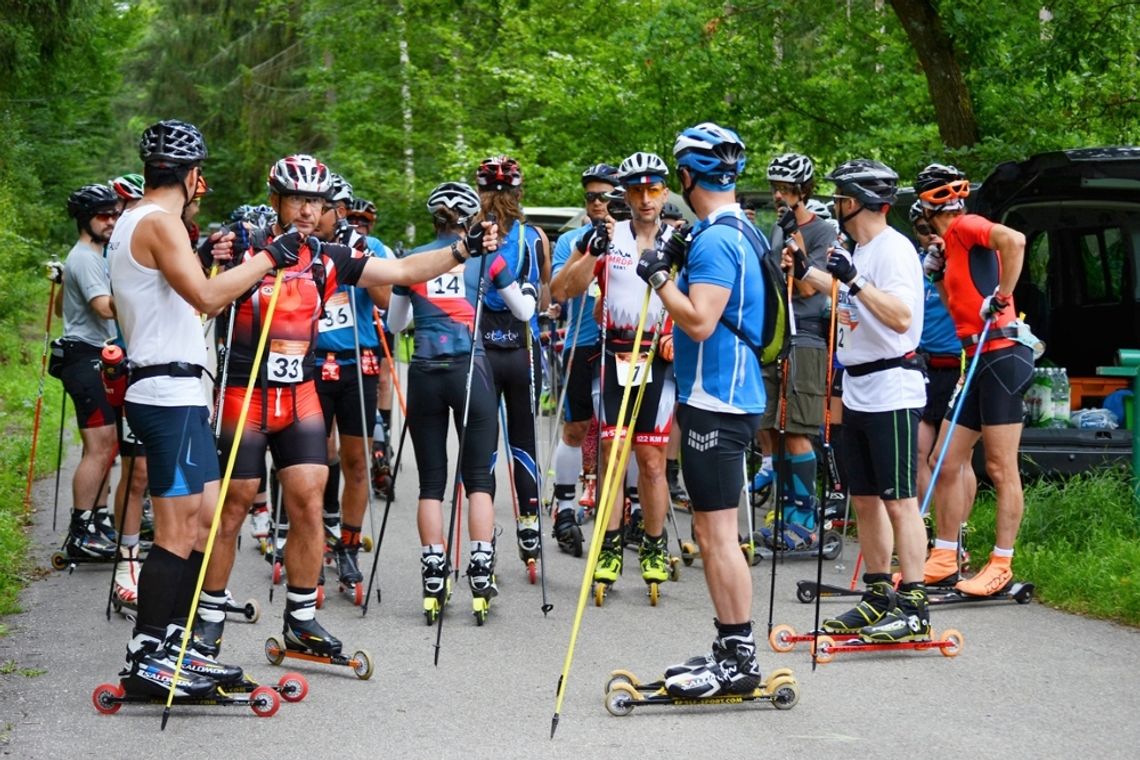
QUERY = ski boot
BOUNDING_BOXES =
[322,510,342,554]
[860,586,931,643]
[192,591,230,657]
[923,547,960,587]
[421,551,451,625]
[249,503,271,554]
[332,539,365,606]
[955,553,1014,597]
[371,440,393,499]
[55,510,117,569]
[749,464,774,508]
[163,624,245,687]
[516,514,541,584]
[262,595,372,679]
[92,507,118,544]
[663,630,763,698]
[820,579,895,634]
[638,534,672,606]
[663,633,727,679]
[552,508,584,558]
[112,544,140,614]
[467,548,498,625]
[622,505,644,549]
[119,630,217,699]
[592,531,623,606]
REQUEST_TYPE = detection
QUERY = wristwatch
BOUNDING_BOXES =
[648,270,670,291]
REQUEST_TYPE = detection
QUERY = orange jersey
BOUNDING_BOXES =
[941,214,1016,355]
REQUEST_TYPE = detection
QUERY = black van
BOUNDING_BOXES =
[969,147,1140,476]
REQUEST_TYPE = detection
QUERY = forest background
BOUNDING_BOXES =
[0,0,1138,614]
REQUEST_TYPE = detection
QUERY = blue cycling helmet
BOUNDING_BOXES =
[672,122,746,190]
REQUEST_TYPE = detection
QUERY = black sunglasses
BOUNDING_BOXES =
[914,223,933,236]
[584,191,610,203]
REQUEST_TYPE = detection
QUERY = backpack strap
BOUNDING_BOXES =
[705,216,770,363]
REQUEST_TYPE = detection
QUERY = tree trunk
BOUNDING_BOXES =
[889,0,979,148]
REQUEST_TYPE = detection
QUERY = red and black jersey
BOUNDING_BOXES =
[225,236,368,386]
[941,214,1016,356]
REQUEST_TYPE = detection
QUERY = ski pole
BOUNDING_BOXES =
[162,269,284,730]
[552,282,652,739]
[348,292,380,557]
[211,303,237,438]
[539,292,588,489]
[766,272,796,635]
[434,226,490,666]
[375,310,408,418]
[919,318,993,517]
[361,397,411,615]
[51,392,67,532]
[525,326,553,615]
[812,278,841,670]
[26,278,58,516]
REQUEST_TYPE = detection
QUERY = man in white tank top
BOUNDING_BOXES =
[555,151,678,600]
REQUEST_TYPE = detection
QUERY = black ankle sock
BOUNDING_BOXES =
[715,620,752,638]
[136,545,185,632]
[864,573,892,586]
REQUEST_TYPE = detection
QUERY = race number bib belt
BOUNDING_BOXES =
[844,352,926,378]
[128,361,207,386]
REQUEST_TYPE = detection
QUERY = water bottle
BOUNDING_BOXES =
[101,344,128,408]
[1033,369,1054,428]
[1052,368,1071,428]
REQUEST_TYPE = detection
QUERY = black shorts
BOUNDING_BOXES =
[116,414,145,458]
[922,364,962,425]
[216,383,328,479]
[840,406,920,501]
[949,344,1034,431]
[406,356,497,500]
[561,343,599,424]
[676,404,760,512]
[60,341,116,430]
[598,347,675,446]
[125,403,219,497]
[315,367,378,438]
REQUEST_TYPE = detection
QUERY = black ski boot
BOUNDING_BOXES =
[664,629,762,698]
[65,510,116,559]
[120,630,216,698]
[191,591,228,658]
[334,540,363,586]
[163,624,244,686]
[283,598,342,656]
[821,578,895,634]
[860,585,931,642]
[552,508,584,557]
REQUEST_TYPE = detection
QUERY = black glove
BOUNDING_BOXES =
[464,220,491,257]
[45,260,63,284]
[334,218,354,246]
[776,207,799,239]
[263,230,305,269]
[576,221,609,257]
[826,245,857,285]
[659,224,692,271]
[789,246,810,281]
[979,288,1012,320]
[636,246,672,286]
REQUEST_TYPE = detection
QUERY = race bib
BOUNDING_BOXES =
[267,339,308,383]
[615,352,652,388]
[319,291,354,333]
[427,269,466,300]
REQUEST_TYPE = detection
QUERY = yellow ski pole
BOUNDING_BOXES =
[162,269,284,730]
[552,282,653,738]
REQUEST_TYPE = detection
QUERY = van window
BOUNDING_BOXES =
[1077,227,1124,303]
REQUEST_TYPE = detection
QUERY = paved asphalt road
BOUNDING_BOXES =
[2,409,1138,759]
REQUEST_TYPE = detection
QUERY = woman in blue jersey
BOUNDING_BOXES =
[387,182,537,621]
[473,156,551,576]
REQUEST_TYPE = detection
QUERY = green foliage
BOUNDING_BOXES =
[965,470,1140,626]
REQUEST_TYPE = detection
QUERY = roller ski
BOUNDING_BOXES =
[605,631,799,715]
[638,534,680,607]
[515,514,541,584]
[621,502,644,549]
[754,500,843,563]
[263,600,373,680]
[592,531,623,606]
[421,550,452,625]
[51,510,118,571]
[552,508,584,558]
[248,504,271,554]
[329,539,366,606]
[679,535,759,568]
[467,546,498,625]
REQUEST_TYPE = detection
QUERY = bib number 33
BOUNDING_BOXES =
[267,339,308,383]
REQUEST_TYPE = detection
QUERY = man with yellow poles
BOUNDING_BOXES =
[193,154,499,661]
[558,151,677,604]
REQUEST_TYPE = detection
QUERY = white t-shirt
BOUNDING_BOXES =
[836,225,926,413]
[603,221,667,334]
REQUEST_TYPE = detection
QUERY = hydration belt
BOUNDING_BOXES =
[924,353,962,370]
[128,362,207,386]
[960,325,1018,349]
[844,351,925,378]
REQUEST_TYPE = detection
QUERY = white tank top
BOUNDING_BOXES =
[604,221,667,334]
[106,203,210,407]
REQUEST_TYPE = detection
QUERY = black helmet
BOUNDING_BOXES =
[139,120,207,167]
[908,200,925,223]
[581,163,619,187]
[661,201,684,221]
[825,159,898,209]
[915,163,969,211]
[67,184,119,220]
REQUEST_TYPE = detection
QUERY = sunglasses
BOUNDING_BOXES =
[584,191,610,204]
[625,184,666,199]
[918,179,970,205]
[283,195,331,211]
[94,211,121,221]
[913,223,933,236]
[771,182,798,196]
[347,216,372,226]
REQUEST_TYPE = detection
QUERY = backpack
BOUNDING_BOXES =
[704,215,791,366]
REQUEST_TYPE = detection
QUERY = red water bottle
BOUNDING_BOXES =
[101,344,127,408]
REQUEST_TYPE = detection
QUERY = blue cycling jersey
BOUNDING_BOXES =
[551,224,600,350]
[315,243,388,363]
[482,220,542,337]
[919,250,961,356]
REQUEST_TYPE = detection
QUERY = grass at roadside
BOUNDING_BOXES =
[964,469,1140,626]
[0,317,66,619]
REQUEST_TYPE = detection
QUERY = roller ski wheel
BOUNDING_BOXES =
[228,672,310,704]
[928,581,1034,607]
[810,629,964,663]
[647,582,659,606]
[525,558,538,585]
[794,579,860,604]
[222,594,260,623]
[740,541,755,566]
[602,669,800,716]
[768,624,800,654]
[264,635,372,679]
[593,581,611,607]
[92,681,281,718]
[361,535,374,553]
[272,561,284,585]
[473,595,491,626]
[50,552,69,571]
[315,584,325,609]
[680,541,697,567]
[338,581,364,607]
[668,556,681,582]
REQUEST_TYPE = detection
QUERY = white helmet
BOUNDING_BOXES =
[618,152,669,185]
[267,154,333,198]
[805,198,831,220]
[427,181,481,220]
[328,172,354,203]
[767,153,814,185]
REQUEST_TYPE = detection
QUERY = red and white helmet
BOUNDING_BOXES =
[475,155,522,191]
[267,154,333,198]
